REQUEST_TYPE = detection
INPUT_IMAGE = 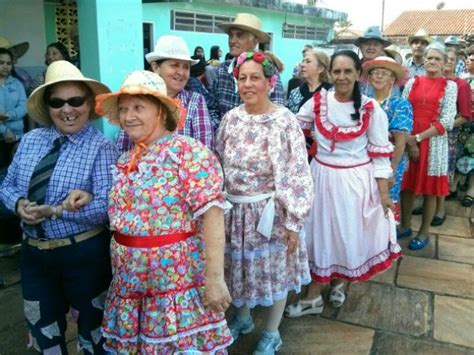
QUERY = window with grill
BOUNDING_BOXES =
[171,11,234,33]
[282,23,328,41]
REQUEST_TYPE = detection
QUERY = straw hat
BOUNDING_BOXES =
[408,29,433,45]
[145,35,199,65]
[218,13,271,43]
[95,70,182,130]
[28,60,110,125]
[0,36,29,59]
[384,45,403,65]
[362,56,405,85]
[354,26,391,48]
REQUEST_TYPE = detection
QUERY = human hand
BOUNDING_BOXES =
[407,144,420,162]
[406,135,417,147]
[26,204,57,220]
[16,199,47,225]
[284,229,299,255]
[380,193,394,217]
[203,278,232,313]
[62,189,93,211]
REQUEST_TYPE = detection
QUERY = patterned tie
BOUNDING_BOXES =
[26,136,67,237]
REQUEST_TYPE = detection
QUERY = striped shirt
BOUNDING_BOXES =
[0,123,118,239]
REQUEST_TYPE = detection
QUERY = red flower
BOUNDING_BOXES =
[233,67,239,79]
[253,51,266,63]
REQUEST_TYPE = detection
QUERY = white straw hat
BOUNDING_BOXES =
[145,35,199,65]
[218,13,271,43]
[95,70,184,130]
[408,29,433,45]
[27,60,111,125]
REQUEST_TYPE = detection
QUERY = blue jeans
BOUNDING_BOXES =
[21,231,111,354]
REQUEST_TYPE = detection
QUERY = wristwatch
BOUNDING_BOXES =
[415,134,422,143]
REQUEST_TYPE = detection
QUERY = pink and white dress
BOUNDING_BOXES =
[297,89,401,283]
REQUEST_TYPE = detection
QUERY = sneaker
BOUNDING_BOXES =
[228,315,254,343]
[253,331,283,355]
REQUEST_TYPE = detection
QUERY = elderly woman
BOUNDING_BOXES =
[0,60,118,353]
[0,47,26,166]
[95,70,232,353]
[216,51,313,354]
[116,35,214,153]
[286,51,400,317]
[399,43,457,250]
[362,56,413,223]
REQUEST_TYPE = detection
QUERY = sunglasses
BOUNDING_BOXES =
[48,96,87,109]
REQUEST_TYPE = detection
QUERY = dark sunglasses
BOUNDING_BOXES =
[48,96,87,109]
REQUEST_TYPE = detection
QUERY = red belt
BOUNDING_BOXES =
[315,157,371,169]
[114,231,195,248]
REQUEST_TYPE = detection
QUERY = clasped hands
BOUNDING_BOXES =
[17,189,93,225]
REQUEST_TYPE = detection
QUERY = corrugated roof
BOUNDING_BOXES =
[384,9,474,37]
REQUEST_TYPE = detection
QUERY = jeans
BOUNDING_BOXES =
[21,231,111,354]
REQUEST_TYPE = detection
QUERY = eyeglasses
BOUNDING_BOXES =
[48,96,87,109]
[369,69,392,77]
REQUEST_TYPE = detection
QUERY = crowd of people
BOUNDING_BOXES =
[0,11,473,355]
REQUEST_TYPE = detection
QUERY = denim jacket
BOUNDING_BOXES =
[0,75,26,139]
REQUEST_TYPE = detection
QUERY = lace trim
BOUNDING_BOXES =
[313,90,374,152]
[193,199,232,219]
[367,143,394,158]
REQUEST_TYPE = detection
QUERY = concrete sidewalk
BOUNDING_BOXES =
[0,199,473,354]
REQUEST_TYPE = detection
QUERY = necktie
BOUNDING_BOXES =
[26,136,67,237]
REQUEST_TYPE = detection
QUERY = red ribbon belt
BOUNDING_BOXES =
[114,231,195,248]
[315,157,371,169]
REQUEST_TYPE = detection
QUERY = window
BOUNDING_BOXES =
[282,23,328,41]
[171,10,234,33]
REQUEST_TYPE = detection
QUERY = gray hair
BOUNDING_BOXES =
[424,42,448,62]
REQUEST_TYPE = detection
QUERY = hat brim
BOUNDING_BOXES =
[355,36,391,48]
[27,78,111,126]
[408,36,433,45]
[145,52,200,65]
[217,23,271,43]
[361,59,405,85]
[95,86,182,130]
[8,41,29,59]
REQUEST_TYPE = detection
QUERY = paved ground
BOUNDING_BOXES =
[0,199,473,354]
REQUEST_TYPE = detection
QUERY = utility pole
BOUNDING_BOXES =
[381,0,386,32]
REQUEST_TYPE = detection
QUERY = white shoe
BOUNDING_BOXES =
[284,296,324,318]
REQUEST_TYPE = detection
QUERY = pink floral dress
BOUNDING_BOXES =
[216,105,313,308]
[102,134,232,354]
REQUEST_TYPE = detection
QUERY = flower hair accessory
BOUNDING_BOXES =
[233,51,278,88]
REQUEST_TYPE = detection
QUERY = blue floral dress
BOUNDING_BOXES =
[380,96,413,203]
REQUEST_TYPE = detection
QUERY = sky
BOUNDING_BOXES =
[307,0,473,30]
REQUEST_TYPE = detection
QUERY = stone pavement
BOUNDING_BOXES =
[0,200,473,354]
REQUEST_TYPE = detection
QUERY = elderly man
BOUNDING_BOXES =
[213,13,284,124]
[355,27,395,97]
[404,29,433,78]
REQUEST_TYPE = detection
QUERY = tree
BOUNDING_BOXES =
[335,20,353,38]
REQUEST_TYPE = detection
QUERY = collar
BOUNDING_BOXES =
[226,58,238,93]
[49,122,92,145]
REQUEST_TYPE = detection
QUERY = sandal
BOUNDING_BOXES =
[408,235,430,250]
[329,283,346,308]
[462,195,473,207]
[284,296,324,318]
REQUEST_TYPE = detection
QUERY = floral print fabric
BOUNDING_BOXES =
[103,134,232,353]
[216,105,313,308]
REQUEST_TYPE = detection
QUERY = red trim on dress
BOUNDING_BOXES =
[432,121,445,135]
[368,151,393,158]
[313,91,374,152]
[315,157,371,169]
[310,251,402,284]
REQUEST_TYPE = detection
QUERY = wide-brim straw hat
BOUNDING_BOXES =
[95,70,183,130]
[28,60,111,125]
[384,45,403,65]
[408,29,433,45]
[362,56,405,85]
[218,13,271,44]
[145,35,200,65]
[0,36,29,59]
[354,26,391,48]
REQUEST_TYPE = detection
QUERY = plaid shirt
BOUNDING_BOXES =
[185,76,220,132]
[0,123,118,239]
[115,89,215,153]
[455,59,466,77]
[212,59,285,122]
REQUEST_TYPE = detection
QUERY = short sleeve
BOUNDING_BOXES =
[388,98,413,133]
[438,80,457,132]
[179,140,227,218]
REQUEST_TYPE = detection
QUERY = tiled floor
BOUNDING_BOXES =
[0,199,472,354]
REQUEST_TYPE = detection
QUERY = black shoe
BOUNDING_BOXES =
[412,207,423,215]
[431,215,446,226]
[446,190,458,200]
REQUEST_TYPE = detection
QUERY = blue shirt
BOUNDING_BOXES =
[0,123,119,239]
[212,59,285,122]
[186,76,220,132]
[404,58,426,78]
[0,75,26,138]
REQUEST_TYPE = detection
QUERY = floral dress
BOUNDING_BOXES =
[102,134,232,354]
[456,74,474,176]
[216,105,313,308]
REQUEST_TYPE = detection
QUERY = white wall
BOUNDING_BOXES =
[0,0,46,73]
